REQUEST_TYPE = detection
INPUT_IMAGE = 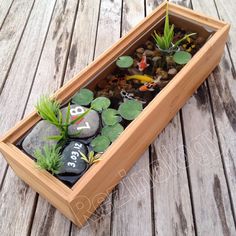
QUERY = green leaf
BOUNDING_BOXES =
[90,135,110,153]
[34,145,63,175]
[173,51,192,65]
[102,108,121,126]
[47,135,63,141]
[173,33,197,48]
[66,103,71,124]
[91,97,111,112]
[72,88,94,106]
[101,123,124,142]
[116,56,134,69]
[118,100,143,121]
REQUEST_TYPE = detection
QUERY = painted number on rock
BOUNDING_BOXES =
[67,143,83,168]
[70,106,91,131]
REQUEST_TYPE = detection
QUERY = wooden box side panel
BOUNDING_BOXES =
[69,25,230,227]
[0,143,77,224]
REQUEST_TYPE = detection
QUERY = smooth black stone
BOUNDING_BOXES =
[58,141,88,175]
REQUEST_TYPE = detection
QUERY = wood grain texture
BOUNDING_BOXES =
[192,0,236,218]
[0,0,13,29]
[146,1,195,235]
[174,1,236,235]
[29,0,80,234]
[71,0,121,234]
[0,1,230,230]
[64,0,101,82]
[0,0,35,90]
[0,0,57,235]
[111,1,152,236]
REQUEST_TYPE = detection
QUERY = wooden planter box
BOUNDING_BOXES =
[0,2,230,228]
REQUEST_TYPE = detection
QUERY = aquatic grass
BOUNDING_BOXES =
[35,95,90,141]
[152,4,196,51]
[80,151,102,165]
[34,145,63,175]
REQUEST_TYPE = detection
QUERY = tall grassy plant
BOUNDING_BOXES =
[35,96,90,142]
[152,4,196,51]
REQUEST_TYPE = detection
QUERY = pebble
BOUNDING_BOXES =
[22,120,60,158]
[136,47,145,54]
[61,105,100,138]
[144,49,154,57]
[57,141,88,176]
[168,68,177,76]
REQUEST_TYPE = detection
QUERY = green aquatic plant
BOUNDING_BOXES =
[34,145,62,175]
[80,151,102,165]
[102,108,121,126]
[35,96,90,141]
[90,135,110,153]
[101,123,124,142]
[72,88,94,106]
[152,4,196,52]
[173,51,192,64]
[118,100,143,120]
[91,97,111,112]
[116,56,134,68]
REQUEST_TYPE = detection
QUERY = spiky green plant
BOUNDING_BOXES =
[34,145,63,175]
[80,151,102,165]
[152,4,196,51]
[35,95,90,141]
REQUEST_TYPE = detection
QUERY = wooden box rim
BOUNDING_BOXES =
[0,2,230,205]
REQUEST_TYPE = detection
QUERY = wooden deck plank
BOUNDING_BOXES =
[0,0,14,29]
[64,0,101,82]
[192,0,236,224]
[0,0,35,90]
[192,0,236,218]
[0,0,57,234]
[174,1,236,235]
[71,0,121,234]
[28,0,80,234]
[146,1,195,235]
[110,1,153,236]
[28,0,102,235]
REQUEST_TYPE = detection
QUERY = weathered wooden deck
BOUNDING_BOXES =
[0,0,235,235]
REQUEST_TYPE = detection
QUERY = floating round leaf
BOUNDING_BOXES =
[72,88,94,105]
[101,123,124,142]
[173,51,192,65]
[91,97,111,112]
[118,100,143,121]
[102,108,121,126]
[116,56,134,68]
[90,135,110,152]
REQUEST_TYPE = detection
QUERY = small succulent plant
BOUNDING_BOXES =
[90,135,110,153]
[72,88,94,105]
[152,4,196,52]
[116,56,134,68]
[34,145,62,175]
[80,151,102,165]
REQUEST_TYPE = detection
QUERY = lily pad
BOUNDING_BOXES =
[101,123,124,142]
[116,56,134,68]
[72,88,94,106]
[118,100,143,121]
[90,135,110,152]
[173,51,192,65]
[91,97,111,112]
[102,108,121,126]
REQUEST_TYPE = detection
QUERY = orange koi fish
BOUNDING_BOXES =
[137,55,149,71]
